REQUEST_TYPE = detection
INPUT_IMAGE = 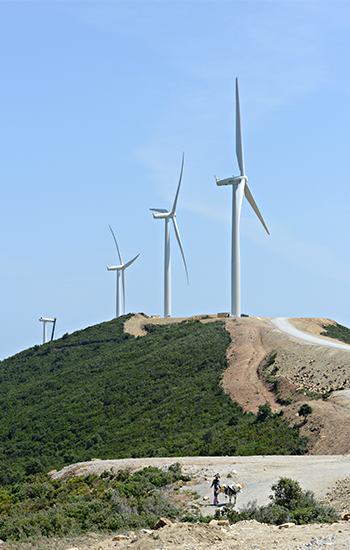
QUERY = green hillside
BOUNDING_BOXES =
[0,316,307,483]
[321,322,350,344]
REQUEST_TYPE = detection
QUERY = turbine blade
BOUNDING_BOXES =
[108,225,123,265]
[236,78,245,177]
[244,182,270,235]
[122,270,125,315]
[122,253,140,270]
[172,217,189,284]
[171,152,185,214]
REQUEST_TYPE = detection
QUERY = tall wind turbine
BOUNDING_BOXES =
[215,78,269,317]
[106,226,139,318]
[150,153,189,318]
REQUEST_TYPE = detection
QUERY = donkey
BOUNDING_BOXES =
[221,482,243,505]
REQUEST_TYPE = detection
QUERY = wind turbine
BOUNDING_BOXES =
[39,317,56,344]
[150,153,189,318]
[215,78,269,317]
[106,226,140,318]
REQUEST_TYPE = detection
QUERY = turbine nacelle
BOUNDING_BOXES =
[106,254,139,272]
[106,264,123,271]
[215,175,247,187]
[150,209,174,220]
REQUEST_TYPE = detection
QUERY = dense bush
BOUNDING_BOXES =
[321,322,350,344]
[0,465,190,541]
[225,477,339,525]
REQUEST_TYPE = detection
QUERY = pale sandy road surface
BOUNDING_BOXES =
[52,455,350,512]
[270,318,350,350]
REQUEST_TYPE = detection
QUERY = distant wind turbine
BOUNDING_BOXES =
[39,317,56,344]
[150,153,189,318]
[215,78,269,317]
[106,226,140,318]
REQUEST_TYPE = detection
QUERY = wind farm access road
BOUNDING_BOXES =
[270,317,350,350]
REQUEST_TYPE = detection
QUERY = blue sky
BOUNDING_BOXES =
[1,0,350,360]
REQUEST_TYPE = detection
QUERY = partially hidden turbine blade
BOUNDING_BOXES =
[172,217,189,284]
[108,225,123,265]
[244,183,270,235]
[171,153,185,214]
[236,78,245,177]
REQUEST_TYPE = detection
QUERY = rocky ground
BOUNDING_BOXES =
[3,520,350,550]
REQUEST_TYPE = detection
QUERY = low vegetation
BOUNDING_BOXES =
[223,477,339,525]
[0,465,193,542]
[321,322,350,344]
[261,351,293,405]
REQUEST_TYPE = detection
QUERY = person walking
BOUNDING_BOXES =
[210,473,221,505]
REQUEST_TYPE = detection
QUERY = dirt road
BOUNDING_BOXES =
[270,317,350,350]
[52,454,350,513]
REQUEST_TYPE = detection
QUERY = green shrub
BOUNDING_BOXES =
[266,351,277,366]
[225,477,339,526]
[0,465,189,541]
[321,323,350,344]
[256,402,272,422]
[298,404,313,420]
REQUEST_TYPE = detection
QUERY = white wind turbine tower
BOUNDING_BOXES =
[39,317,56,344]
[106,225,140,318]
[215,78,269,317]
[150,153,189,318]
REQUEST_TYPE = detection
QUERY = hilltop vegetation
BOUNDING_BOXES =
[0,316,308,483]
[321,322,350,344]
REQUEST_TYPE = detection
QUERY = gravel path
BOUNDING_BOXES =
[52,454,350,513]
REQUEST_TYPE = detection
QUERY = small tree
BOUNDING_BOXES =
[270,477,303,509]
[298,404,313,425]
[256,401,272,422]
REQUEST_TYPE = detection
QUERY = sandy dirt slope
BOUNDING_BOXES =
[125,314,350,454]
[124,520,350,550]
